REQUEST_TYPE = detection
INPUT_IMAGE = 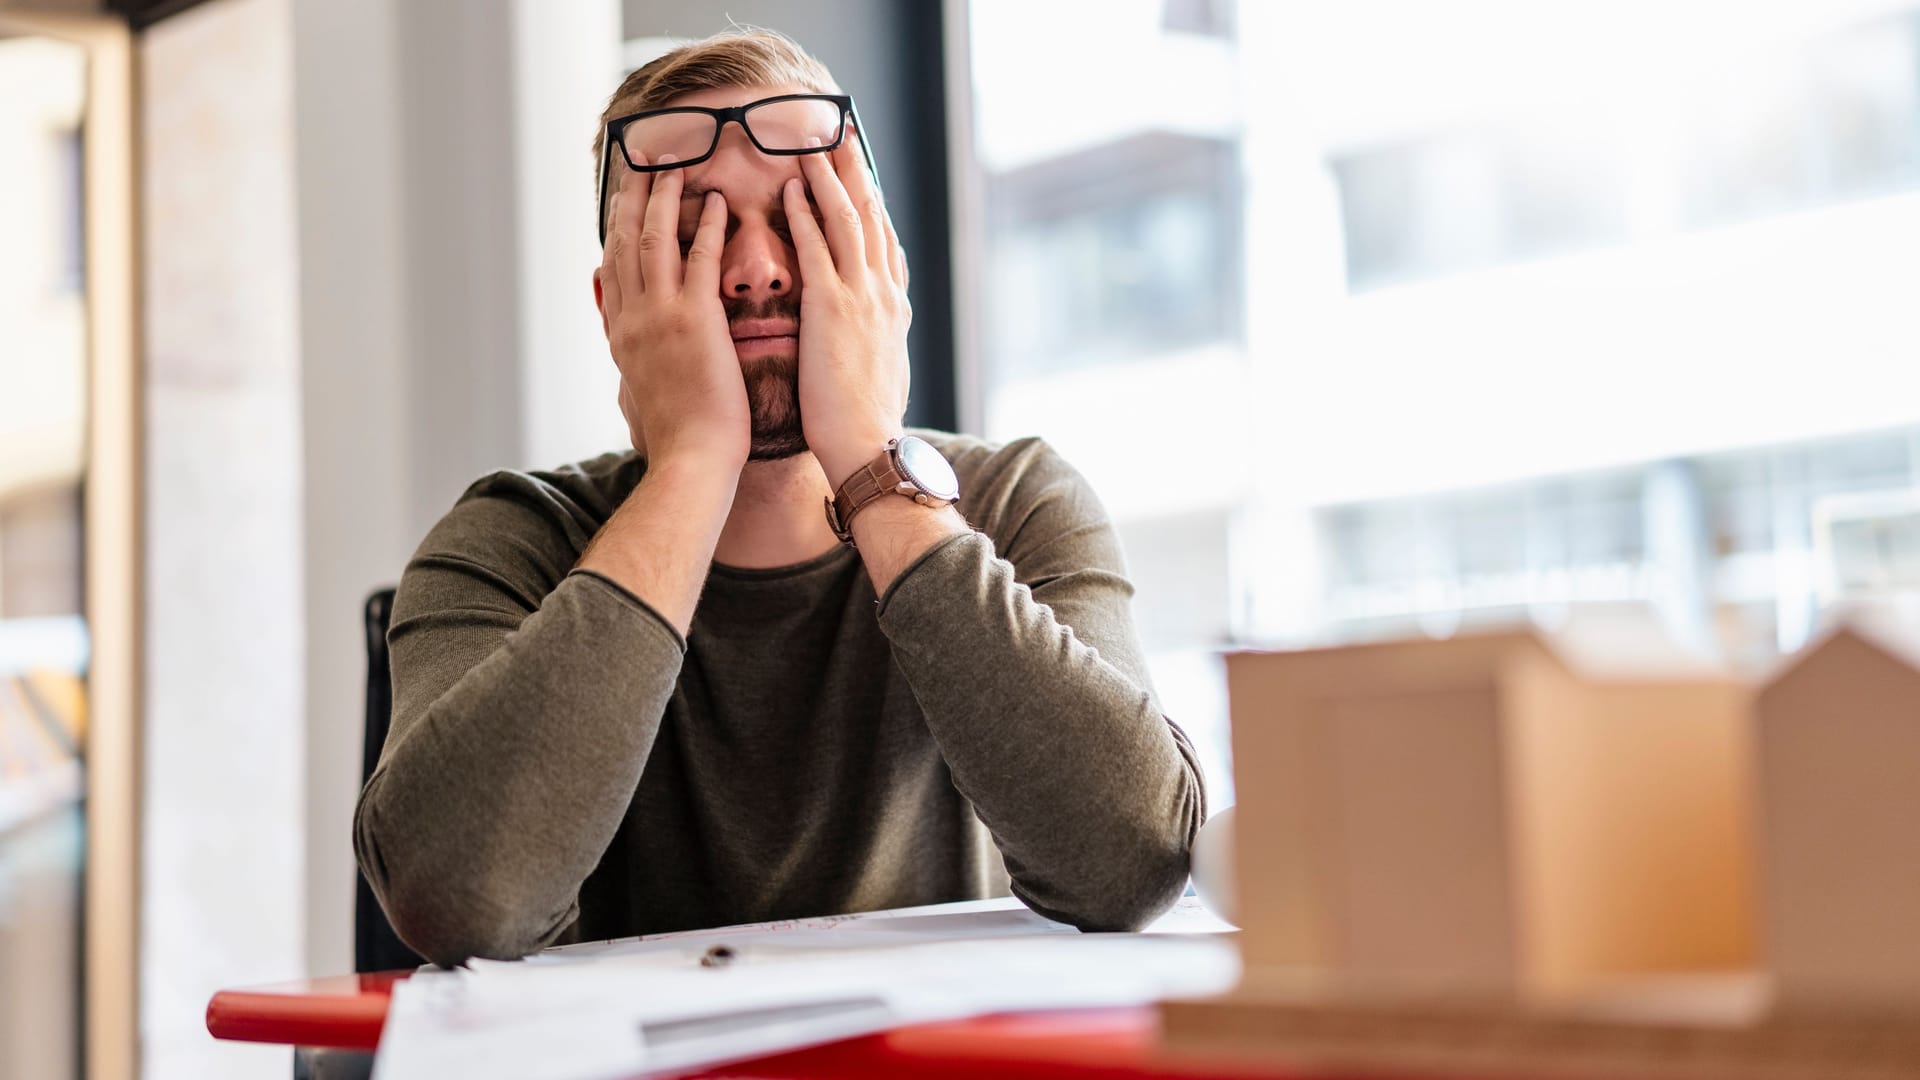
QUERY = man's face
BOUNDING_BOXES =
[608,82,827,461]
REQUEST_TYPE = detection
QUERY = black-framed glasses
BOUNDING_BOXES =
[596,92,881,246]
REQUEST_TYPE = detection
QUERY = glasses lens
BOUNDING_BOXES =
[621,111,719,165]
[745,97,845,151]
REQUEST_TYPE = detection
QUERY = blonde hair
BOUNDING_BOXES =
[593,28,840,180]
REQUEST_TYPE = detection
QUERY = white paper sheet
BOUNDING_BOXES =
[373,896,1239,1080]
[521,893,1234,967]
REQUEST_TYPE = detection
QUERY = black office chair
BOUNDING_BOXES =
[355,587,425,974]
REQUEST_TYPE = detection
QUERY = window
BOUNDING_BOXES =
[960,0,1920,807]
[985,132,1241,380]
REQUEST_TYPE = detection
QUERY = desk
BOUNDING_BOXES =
[207,976,1307,1078]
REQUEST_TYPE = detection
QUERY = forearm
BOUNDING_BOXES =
[844,493,970,595]
[355,572,686,963]
[357,459,736,964]
[576,455,739,634]
[876,534,1206,930]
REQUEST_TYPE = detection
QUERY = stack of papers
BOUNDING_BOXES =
[374,896,1239,1079]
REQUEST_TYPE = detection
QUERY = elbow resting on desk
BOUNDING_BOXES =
[352,789,570,966]
[382,893,554,969]
[1011,793,1202,933]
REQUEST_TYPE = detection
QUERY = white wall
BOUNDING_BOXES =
[287,0,420,982]
[140,0,622,1075]
[290,0,621,982]
[513,0,628,469]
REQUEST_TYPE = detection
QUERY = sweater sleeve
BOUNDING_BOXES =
[352,474,685,965]
[874,439,1207,931]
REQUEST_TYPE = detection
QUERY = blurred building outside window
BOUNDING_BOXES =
[962,0,1920,806]
[0,35,90,844]
[0,32,91,1080]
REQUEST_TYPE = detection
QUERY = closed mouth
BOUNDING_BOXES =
[730,319,799,343]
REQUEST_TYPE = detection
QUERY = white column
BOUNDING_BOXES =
[141,1,305,1076]
[1643,459,1716,656]
[138,2,626,1073]
[1235,0,1347,644]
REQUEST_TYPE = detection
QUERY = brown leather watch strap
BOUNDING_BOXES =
[824,441,952,545]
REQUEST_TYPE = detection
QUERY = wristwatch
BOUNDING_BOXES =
[825,435,962,545]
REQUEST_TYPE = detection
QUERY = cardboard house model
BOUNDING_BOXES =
[1217,629,1755,1000]
[1756,621,1920,1014]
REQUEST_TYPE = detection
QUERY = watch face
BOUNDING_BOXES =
[895,436,961,501]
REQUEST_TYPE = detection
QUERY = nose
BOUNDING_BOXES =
[720,218,794,302]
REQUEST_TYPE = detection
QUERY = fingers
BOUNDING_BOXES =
[835,133,890,274]
[639,154,685,291]
[798,140,864,278]
[681,189,727,297]
[783,177,837,287]
[882,202,908,290]
[605,160,651,299]
[595,260,621,328]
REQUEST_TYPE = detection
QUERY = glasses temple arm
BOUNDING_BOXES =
[847,100,882,195]
[595,137,611,247]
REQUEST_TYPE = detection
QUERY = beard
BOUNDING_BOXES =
[726,295,807,462]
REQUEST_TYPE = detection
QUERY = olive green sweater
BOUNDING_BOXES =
[353,431,1206,965]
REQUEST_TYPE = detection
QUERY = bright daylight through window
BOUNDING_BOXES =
[963,0,1920,803]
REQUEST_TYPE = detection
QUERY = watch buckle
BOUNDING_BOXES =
[823,495,852,544]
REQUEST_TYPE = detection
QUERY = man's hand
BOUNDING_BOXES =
[581,159,745,634]
[598,156,749,472]
[785,135,914,488]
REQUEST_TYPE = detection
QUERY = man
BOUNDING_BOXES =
[353,28,1205,966]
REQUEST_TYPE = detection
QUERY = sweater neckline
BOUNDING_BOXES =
[707,542,857,582]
